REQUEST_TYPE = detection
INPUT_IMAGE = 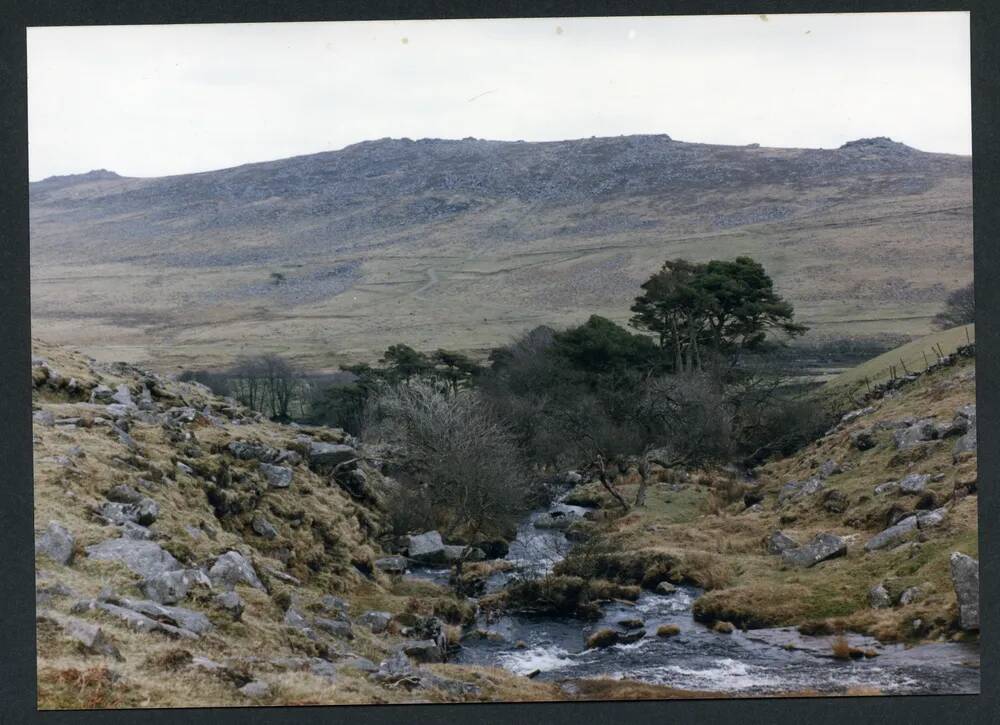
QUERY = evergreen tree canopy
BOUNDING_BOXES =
[630,256,806,372]
[554,315,660,376]
[381,344,432,381]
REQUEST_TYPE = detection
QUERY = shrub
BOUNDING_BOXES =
[932,282,974,329]
[705,473,747,516]
[831,634,851,660]
[637,374,736,466]
[363,381,533,539]
[740,392,837,462]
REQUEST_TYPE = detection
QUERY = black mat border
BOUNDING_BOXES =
[1,1,996,723]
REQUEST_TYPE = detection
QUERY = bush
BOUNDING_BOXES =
[306,381,367,435]
[636,374,735,466]
[362,380,533,539]
[831,634,852,660]
[932,282,974,329]
[746,395,835,460]
[706,474,747,516]
[383,483,436,538]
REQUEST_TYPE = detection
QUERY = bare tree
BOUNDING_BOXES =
[225,354,303,420]
[363,380,532,539]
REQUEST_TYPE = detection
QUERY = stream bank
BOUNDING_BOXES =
[408,491,980,696]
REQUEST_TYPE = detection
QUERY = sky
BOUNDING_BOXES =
[26,12,971,181]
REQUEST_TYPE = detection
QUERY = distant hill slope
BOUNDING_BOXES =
[825,324,976,397]
[29,135,972,371]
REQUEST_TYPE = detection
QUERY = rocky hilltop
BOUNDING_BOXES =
[30,135,964,255]
[29,135,972,370]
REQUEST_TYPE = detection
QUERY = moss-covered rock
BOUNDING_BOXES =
[500,575,640,619]
[656,624,681,637]
[586,628,621,649]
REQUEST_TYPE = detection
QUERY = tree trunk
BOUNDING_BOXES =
[633,461,651,507]
[596,456,630,511]
[670,318,682,373]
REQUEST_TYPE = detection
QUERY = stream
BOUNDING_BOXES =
[406,496,980,696]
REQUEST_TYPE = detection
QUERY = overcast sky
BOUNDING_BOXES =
[27,12,970,181]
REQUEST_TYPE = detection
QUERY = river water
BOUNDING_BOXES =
[408,498,980,696]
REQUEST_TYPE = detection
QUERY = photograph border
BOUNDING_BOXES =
[1,1,997,723]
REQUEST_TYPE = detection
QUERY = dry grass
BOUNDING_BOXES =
[569,678,724,701]
[831,635,852,660]
[442,624,463,648]
[38,665,135,710]
[679,551,735,591]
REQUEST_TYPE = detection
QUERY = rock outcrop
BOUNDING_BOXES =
[35,522,75,566]
[780,533,847,568]
[949,552,979,631]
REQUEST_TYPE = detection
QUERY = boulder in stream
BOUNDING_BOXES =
[405,531,447,564]
[586,628,621,649]
[534,511,582,530]
[400,639,444,663]
[657,624,681,637]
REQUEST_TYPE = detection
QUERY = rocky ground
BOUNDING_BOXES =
[31,339,562,709]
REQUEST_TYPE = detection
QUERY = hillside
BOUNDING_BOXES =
[549,354,978,648]
[30,340,560,708]
[29,135,972,371]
